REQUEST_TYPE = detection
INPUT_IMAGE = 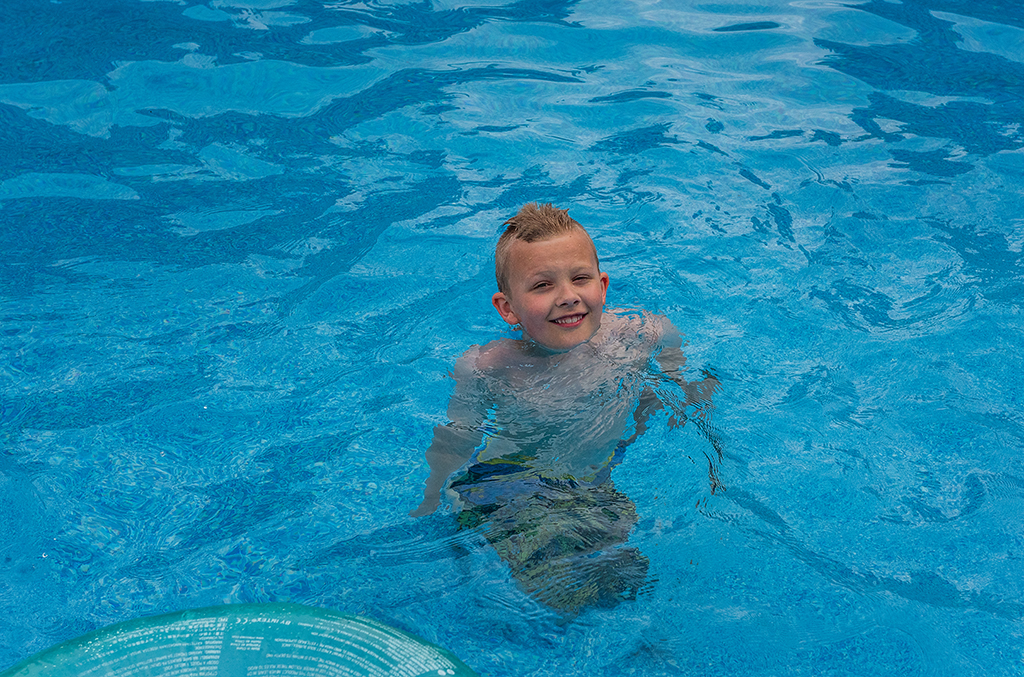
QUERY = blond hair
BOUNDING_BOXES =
[494,203,598,294]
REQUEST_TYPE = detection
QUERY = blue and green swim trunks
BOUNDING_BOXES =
[448,451,649,613]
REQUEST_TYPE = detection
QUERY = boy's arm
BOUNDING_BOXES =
[409,354,485,517]
[409,422,479,517]
[653,315,725,492]
[656,317,720,408]
[626,315,719,445]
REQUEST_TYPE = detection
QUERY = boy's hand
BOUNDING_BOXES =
[409,494,439,518]
[698,369,721,397]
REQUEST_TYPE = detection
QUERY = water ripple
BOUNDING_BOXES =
[2,0,1024,673]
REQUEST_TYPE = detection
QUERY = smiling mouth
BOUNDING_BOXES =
[553,314,586,326]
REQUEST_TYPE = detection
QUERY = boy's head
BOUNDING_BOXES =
[491,203,609,351]
[494,203,599,295]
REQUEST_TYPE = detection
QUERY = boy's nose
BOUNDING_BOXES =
[557,285,581,306]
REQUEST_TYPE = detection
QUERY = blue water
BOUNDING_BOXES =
[2,0,1023,674]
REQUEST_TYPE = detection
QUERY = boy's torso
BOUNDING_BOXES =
[459,310,663,482]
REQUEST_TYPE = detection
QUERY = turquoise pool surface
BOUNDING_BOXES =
[1,0,1023,674]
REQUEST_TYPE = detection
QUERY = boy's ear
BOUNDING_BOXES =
[491,292,520,326]
[600,272,609,302]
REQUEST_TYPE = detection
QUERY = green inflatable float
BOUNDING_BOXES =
[1,604,478,677]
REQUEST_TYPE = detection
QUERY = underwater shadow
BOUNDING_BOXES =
[815,0,1024,178]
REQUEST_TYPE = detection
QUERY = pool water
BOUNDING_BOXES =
[2,0,1023,674]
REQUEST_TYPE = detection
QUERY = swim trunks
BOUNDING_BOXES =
[449,467,648,612]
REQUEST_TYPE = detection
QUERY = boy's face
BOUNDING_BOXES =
[492,229,609,352]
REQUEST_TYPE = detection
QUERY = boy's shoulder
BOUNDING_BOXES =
[456,341,501,372]
[595,308,679,358]
[460,338,527,373]
[604,307,669,342]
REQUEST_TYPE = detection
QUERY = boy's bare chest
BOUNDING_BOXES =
[488,349,646,418]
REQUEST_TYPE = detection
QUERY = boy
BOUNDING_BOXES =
[411,203,719,612]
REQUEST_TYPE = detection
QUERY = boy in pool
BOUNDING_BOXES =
[411,203,719,612]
